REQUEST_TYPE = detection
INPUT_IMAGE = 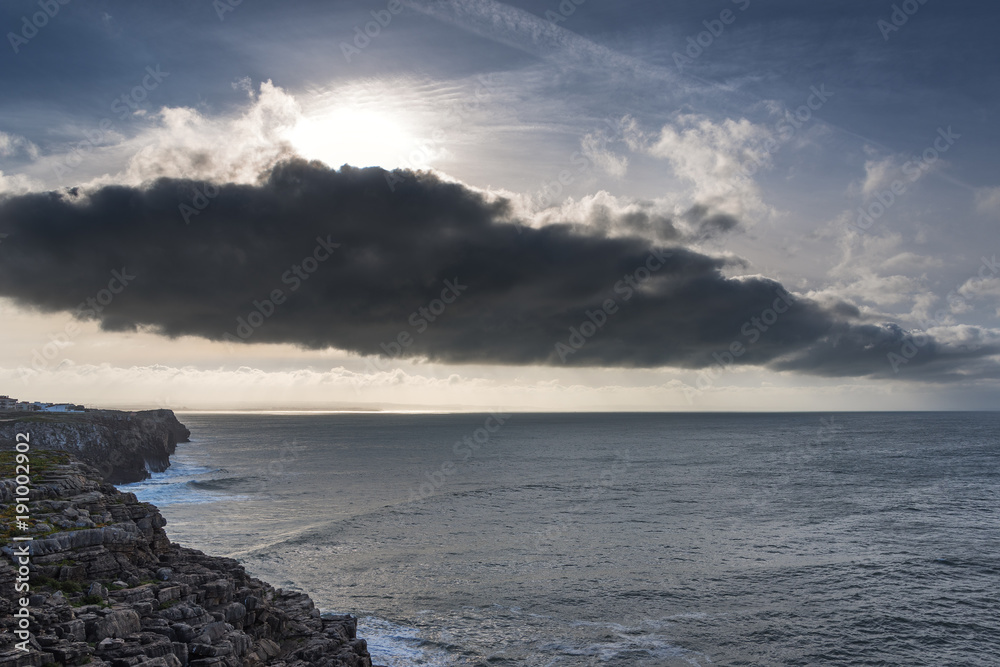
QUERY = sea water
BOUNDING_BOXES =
[124,412,1000,666]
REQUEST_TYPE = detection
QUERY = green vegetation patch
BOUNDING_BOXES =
[0,449,72,479]
[35,576,84,594]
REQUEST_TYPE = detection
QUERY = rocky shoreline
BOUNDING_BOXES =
[0,413,383,667]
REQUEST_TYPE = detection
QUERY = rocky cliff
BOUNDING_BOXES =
[0,452,379,667]
[0,413,383,667]
[0,409,191,484]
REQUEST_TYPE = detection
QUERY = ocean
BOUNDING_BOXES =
[124,412,1000,666]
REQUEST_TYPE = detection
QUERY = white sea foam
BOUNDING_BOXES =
[123,440,225,505]
[352,615,452,666]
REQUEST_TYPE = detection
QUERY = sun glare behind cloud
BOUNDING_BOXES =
[287,105,419,170]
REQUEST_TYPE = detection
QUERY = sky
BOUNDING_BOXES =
[0,0,998,411]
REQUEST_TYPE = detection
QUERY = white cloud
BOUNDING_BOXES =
[0,131,39,160]
[0,170,42,195]
[529,191,674,239]
[580,130,629,179]
[808,271,927,312]
[818,232,953,321]
[857,155,899,199]
[0,132,43,194]
[516,188,747,246]
[576,115,635,180]
[631,113,774,222]
[1,360,958,412]
[880,252,944,274]
[925,324,1000,349]
[975,186,1000,214]
[958,276,1000,299]
[114,80,301,186]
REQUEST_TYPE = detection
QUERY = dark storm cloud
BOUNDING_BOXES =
[0,159,996,379]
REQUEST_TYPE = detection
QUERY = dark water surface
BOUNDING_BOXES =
[125,412,1000,666]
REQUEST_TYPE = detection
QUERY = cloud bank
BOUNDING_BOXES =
[0,159,997,380]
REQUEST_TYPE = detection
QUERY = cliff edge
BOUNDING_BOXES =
[0,409,191,484]
[0,417,383,667]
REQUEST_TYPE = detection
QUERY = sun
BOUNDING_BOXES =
[287,105,419,170]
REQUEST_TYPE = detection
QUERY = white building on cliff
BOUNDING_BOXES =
[0,395,85,412]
